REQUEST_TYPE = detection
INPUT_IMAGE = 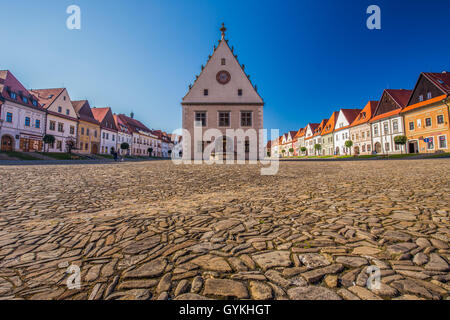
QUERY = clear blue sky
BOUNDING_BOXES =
[1,0,449,134]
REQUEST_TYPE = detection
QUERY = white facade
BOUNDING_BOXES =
[371,116,405,154]
[304,124,315,156]
[100,128,117,154]
[0,99,46,151]
[333,110,353,155]
[117,131,132,155]
[45,114,78,152]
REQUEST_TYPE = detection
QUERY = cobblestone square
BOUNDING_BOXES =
[0,160,449,300]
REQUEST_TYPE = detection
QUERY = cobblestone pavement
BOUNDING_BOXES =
[0,160,449,300]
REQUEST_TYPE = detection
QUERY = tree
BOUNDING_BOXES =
[43,134,55,153]
[120,142,130,155]
[147,147,153,157]
[300,147,307,155]
[314,144,322,156]
[65,137,77,154]
[289,148,294,156]
[345,140,353,155]
[281,149,286,157]
[267,151,271,157]
[394,135,407,154]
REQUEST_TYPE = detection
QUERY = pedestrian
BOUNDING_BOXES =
[114,151,118,162]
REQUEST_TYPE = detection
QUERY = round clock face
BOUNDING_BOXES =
[216,70,231,85]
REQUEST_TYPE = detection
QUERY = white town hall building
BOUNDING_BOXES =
[181,24,264,160]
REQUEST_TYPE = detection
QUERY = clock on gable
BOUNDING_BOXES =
[216,70,231,85]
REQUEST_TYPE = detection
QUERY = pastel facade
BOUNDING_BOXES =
[370,89,411,154]
[333,109,361,155]
[402,72,450,154]
[349,101,378,155]
[182,25,264,160]
[293,128,305,155]
[92,107,118,155]
[113,114,133,155]
[0,70,46,152]
[72,100,101,154]
[321,111,339,156]
[118,114,158,157]
[31,88,78,153]
[304,123,319,156]
[310,119,328,155]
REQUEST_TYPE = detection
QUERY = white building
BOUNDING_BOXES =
[114,114,133,155]
[370,89,411,155]
[333,109,361,155]
[92,107,118,155]
[304,123,319,156]
[0,70,46,152]
[31,88,78,152]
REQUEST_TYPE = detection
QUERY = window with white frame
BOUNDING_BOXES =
[438,135,447,149]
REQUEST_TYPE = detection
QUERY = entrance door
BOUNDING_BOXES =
[92,143,98,154]
[375,142,382,154]
[408,141,418,154]
[1,135,13,151]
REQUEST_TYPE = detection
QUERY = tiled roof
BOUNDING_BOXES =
[91,107,110,123]
[370,89,412,122]
[321,111,339,135]
[113,114,131,134]
[118,114,152,134]
[0,70,43,110]
[313,119,328,137]
[72,100,100,125]
[350,101,378,127]
[294,127,306,139]
[30,88,64,109]
[423,72,450,94]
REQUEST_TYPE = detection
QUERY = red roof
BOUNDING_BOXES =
[386,89,412,108]
[30,88,64,109]
[118,114,152,134]
[72,100,100,125]
[370,89,412,122]
[91,107,110,123]
[0,70,43,111]
[321,111,339,135]
[423,72,450,94]
[350,101,378,127]
[313,119,328,137]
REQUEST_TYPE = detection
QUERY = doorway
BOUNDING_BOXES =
[408,140,418,154]
[374,142,382,154]
[1,135,14,152]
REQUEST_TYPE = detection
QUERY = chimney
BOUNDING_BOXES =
[130,112,134,119]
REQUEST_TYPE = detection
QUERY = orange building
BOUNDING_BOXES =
[402,72,450,154]
[349,101,378,155]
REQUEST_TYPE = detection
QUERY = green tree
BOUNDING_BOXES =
[314,144,322,156]
[65,137,77,154]
[43,134,55,153]
[147,147,153,157]
[394,135,407,154]
[345,140,353,155]
[120,142,129,152]
[289,147,294,155]
[300,146,307,155]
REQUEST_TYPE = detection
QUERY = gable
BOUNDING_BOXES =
[48,89,77,118]
[182,35,263,105]
[408,74,446,106]
[373,92,400,117]
[335,110,350,129]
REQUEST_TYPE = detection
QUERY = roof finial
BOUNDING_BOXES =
[220,23,226,39]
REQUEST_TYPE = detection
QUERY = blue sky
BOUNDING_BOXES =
[1,0,449,134]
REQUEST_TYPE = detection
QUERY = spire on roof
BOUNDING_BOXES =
[220,23,226,40]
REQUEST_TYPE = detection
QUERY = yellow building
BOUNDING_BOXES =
[72,100,101,154]
[402,72,450,154]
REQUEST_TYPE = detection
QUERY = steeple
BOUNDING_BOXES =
[220,23,227,40]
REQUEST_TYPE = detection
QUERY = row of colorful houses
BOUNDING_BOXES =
[0,70,174,157]
[270,71,450,157]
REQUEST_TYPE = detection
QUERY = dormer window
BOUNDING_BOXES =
[23,96,28,103]
[10,92,17,100]
[221,58,226,65]
[204,89,208,96]
[32,99,37,106]
[427,92,432,99]
[419,94,424,102]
